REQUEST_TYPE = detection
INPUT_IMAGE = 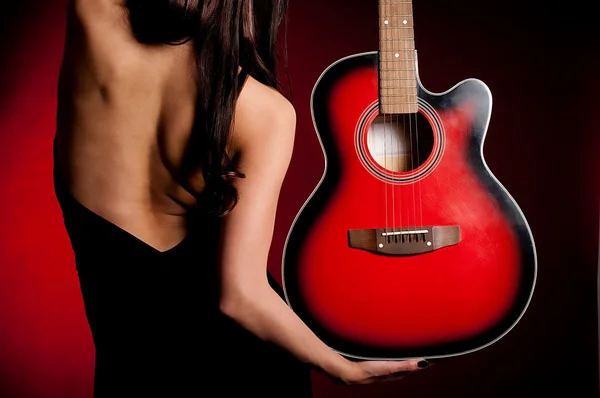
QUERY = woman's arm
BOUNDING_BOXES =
[218,76,428,385]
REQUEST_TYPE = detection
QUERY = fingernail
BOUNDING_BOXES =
[417,360,429,368]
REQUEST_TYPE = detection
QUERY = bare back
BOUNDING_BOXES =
[55,0,205,252]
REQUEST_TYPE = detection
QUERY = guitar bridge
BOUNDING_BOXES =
[348,226,460,255]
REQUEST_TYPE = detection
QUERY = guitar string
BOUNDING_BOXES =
[389,103,395,243]
[389,9,397,242]
[399,2,419,235]
[413,49,424,229]
[392,112,397,242]
[396,112,401,242]
[385,100,389,242]
[390,5,400,240]
[382,4,389,242]
[408,97,416,232]
[412,4,424,230]
[399,9,411,234]
[391,52,397,242]
[416,109,423,229]
[401,17,411,232]
[381,6,389,242]
[393,9,401,239]
[401,11,407,236]
[378,3,384,337]
[404,28,414,233]
[397,107,403,233]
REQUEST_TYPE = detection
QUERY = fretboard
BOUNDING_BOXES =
[378,0,417,114]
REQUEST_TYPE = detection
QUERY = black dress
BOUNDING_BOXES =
[52,70,313,397]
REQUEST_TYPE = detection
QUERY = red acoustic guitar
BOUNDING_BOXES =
[281,0,537,360]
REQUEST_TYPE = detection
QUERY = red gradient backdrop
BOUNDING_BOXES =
[0,1,598,397]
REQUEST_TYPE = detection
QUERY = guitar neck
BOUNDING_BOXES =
[378,0,418,115]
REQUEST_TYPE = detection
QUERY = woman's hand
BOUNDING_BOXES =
[336,358,430,385]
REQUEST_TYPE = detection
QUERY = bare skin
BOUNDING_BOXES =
[55,0,429,385]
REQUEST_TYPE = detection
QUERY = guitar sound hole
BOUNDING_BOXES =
[366,112,434,173]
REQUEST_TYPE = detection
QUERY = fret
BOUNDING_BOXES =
[380,36,415,39]
[380,77,417,84]
[380,33,415,40]
[379,71,416,79]
[380,82,415,89]
[380,79,416,85]
[379,81,417,89]
[378,86,417,92]
[380,81,415,87]
[380,77,416,83]
[379,74,417,82]
[379,105,418,115]
[379,71,416,77]
[380,89,417,97]
[380,70,416,75]
[379,57,415,61]
[380,86,417,93]
[379,69,416,73]
[380,95,418,100]
[379,58,415,63]
[379,51,415,61]
[380,28,415,33]
[380,95,417,98]
[380,83,416,89]
[379,4,413,15]
[381,77,417,85]
[379,42,415,51]
[379,75,416,79]
[379,82,416,87]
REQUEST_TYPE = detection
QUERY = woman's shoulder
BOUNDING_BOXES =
[69,0,125,10]
[69,0,125,19]
[232,75,297,155]
[67,0,132,42]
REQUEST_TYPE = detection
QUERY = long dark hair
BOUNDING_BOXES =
[124,0,289,216]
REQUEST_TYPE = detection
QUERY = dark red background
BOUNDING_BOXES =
[1,0,598,397]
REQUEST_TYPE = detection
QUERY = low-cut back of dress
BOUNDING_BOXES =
[53,70,313,397]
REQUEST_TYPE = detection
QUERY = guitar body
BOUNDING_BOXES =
[281,52,537,360]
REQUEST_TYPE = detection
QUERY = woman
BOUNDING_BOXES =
[52,0,429,396]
